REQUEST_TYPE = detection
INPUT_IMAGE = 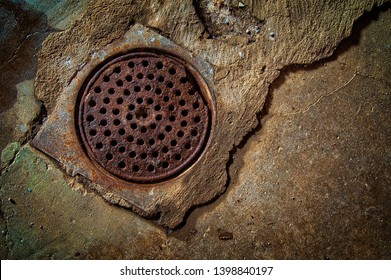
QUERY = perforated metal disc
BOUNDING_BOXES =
[77,51,210,183]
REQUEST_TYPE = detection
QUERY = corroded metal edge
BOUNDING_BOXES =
[32,24,216,228]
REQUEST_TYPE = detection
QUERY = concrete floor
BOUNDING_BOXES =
[0,1,390,259]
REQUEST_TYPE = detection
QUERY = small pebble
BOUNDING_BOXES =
[218,230,234,240]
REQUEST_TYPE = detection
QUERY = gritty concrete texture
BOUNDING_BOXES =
[32,0,387,228]
[0,0,390,259]
[0,0,89,151]
[1,142,20,171]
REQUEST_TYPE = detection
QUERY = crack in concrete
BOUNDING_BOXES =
[284,73,358,116]
[0,31,42,70]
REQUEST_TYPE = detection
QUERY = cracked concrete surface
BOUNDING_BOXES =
[0,0,390,259]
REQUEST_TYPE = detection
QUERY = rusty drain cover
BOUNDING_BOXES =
[77,51,211,183]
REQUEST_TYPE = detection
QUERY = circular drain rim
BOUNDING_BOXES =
[77,50,211,183]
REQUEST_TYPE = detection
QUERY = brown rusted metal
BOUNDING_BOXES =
[77,51,210,183]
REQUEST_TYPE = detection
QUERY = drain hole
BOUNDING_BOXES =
[128,61,135,68]
[154,105,161,111]
[169,68,176,75]
[191,130,198,136]
[149,139,155,145]
[89,100,96,107]
[181,120,187,127]
[119,146,126,153]
[193,102,199,109]
[113,108,120,115]
[127,135,134,142]
[133,165,140,172]
[181,110,188,116]
[155,88,162,95]
[174,154,181,161]
[167,82,174,88]
[147,98,153,104]
[140,126,147,133]
[94,87,102,93]
[124,89,131,96]
[171,140,177,147]
[150,123,157,130]
[108,88,115,94]
[158,76,164,83]
[103,76,110,82]
[165,125,172,132]
[128,104,135,110]
[118,128,126,135]
[147,74,154,80]
[116,80,123,87]
[104,130,111,136]
[137,73,144,79]
[134,86,141,92]
[180,77,188,84]
[110,140,118,146]
[156,61,163,69]
[158,133,165,140]
[163,96,170,102]
[179,100,186,106]
[131,123,137,130]
[168,105,175,111]
[126,113,133,120]
[86,115,94,122]
[103,97,110,104]
[162,146,168,153]
[100,119,107,126]
[96,142,103,149]
[116,98,123,104]
[177,131,184,137]
[137,139,144,145]
[106,153,113,160]
[147,165,155,172]
[142,60,149,67]
[175,90,181,96]
[118,161,126,168]
[185,143,191,149]
[113,66,121,73]
[156,114,162,121]
[100,108,107,114]
[152,151,158,157]
[136,98,143,104]
[162,162,169,168]
[145,85,152,91]
[89,129,97,136]
[125,75,132,82]
[129,151,136,158]
[169,116,176,122]
[194,116,201,123]
[140,153,147,159]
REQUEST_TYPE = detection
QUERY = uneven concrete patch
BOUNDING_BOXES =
[0,0,90,150]
[0,145,168,259]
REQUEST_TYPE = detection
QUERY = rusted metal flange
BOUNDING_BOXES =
[32,24,216,228]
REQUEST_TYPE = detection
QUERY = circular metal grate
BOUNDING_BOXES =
[77,51,210,183]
